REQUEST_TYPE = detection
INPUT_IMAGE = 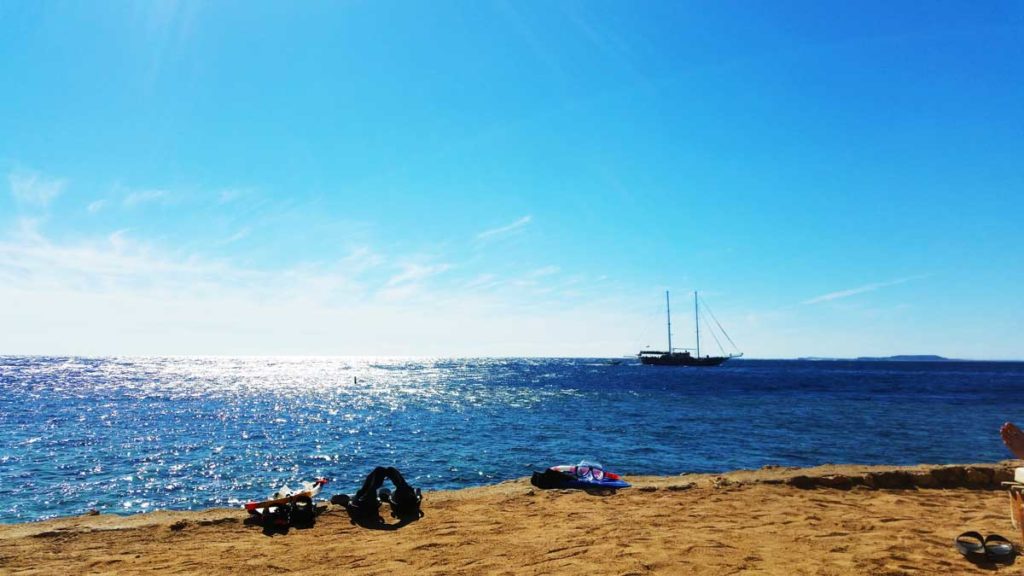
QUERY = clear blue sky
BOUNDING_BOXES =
[1,1,1021,358]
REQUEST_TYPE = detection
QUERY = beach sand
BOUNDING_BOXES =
[2,462,1021,575]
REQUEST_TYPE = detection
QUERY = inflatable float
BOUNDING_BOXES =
[244,478,328,525]
[532,461,630,490]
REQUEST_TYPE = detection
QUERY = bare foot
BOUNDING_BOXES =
[1001,422,1024,459]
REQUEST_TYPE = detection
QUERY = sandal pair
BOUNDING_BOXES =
[956,531,1015,562]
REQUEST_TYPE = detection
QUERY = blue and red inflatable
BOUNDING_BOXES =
[532,461,631,490]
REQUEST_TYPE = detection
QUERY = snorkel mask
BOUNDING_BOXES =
[575,461,605,481]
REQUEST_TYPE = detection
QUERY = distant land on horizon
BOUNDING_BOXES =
[793,355,952,362]
[855,355,951,362]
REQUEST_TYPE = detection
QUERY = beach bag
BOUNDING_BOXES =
[531,469,573,489]
[383,483,422,517]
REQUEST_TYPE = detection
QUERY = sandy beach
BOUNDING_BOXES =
[1,461,1021,575]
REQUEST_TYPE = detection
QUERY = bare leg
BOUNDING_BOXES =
[1001,422,1024,459]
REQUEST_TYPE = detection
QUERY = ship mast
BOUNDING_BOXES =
[694,290,700,358]
[665,290,672,353]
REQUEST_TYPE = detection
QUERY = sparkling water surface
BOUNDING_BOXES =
[1,356,1021,523]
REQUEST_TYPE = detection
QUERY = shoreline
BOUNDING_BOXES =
[2,461,1021,575]
[5,460,1017,529]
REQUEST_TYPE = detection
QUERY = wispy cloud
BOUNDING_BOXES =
[802,275,926,305]
[8,170,66,206]
[11,217,45,243]
[108,229,131,252]
[217,227,251,245]
[0,212,632,356]
[375,262,453,303]
[0,226,237,295]
[123,189,169,207]
[464,273,500,290]
[527,265,560,278]
[217,188,249,204]
[476,215,532,240]
[340,246,384,273]
[385,263,452,287]
[87,199,108,214]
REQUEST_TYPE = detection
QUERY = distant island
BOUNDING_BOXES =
[855,355,951,362]
[796,355,953,362]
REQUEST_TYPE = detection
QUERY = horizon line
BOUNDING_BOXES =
[0,353,1020,362]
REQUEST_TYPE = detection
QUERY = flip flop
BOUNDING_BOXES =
[955,531,985,559]
[984,534,1015,561]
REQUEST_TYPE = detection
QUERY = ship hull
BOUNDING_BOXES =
[639,354,730,367]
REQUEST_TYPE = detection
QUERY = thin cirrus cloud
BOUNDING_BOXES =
[123,189,169,207]
[8,170,66,206]
[802,275,927,305]
[527,265,560,278]
[217,188,250,204]
[0,216,632,356]
[385,263,453,287]
[216,227,251,246]
[0,172,609,354]
[464,273,500,290]
[476,215,532,240]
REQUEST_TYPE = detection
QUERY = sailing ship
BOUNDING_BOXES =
[638,291,742,367]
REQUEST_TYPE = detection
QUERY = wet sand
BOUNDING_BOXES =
[1,462,1021,575]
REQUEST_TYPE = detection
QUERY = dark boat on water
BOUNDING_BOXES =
[639,350,732,366]
[638,291,742,367]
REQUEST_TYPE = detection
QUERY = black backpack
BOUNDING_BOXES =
[382,484,422,517]
[531,469,573,489]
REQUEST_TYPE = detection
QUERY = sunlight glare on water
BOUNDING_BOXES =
[1,356,1021,522]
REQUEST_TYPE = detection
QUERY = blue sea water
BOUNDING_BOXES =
[1,356,1021,523]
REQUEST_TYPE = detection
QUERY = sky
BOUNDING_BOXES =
[0,1,1021,359]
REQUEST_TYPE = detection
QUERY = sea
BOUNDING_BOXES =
[1,356,1021,524]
